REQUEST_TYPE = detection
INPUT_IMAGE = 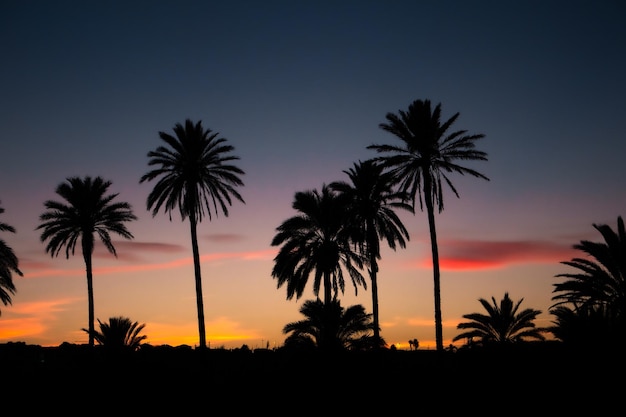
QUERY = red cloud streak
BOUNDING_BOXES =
[415,239,578,271]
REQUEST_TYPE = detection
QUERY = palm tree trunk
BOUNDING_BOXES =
[189,213,207,349]
[367,220,381,344]
[323,271,332,306]
[82,238,95,347]
[424,174,443,353]
[370,254,380,343]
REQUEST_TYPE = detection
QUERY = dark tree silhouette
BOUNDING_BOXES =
[0,202,22,314]
[37,176,136,346]
[549,304,620,349]
[452,292,545,347]
[282,298,376,352]
[329,159,412,345]
[271,184,366,306]
[83,316,147,351]
[550,215,626,347]
[368,99,489,352]
[140,119,245,349]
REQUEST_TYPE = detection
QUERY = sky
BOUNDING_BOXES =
[1,0,625,350]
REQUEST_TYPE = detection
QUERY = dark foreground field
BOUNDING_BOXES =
[2,342,622,414]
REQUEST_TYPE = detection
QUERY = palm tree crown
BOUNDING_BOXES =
[84,316,147,351]
[271,184,367,306]
[282,298,376,352]
[37,176,136,346]
[329,159,412,344]
[551,215,626,345]
[452,292,545,346]
[139,119,245,349]
[367,98,489,352]
[0,203,22,314]
[140,119,245,222]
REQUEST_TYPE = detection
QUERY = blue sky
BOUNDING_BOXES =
[1,0,625,349]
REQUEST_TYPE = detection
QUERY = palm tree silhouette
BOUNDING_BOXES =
[329,159,412,345]
[271,184,366,306]
[0,202,22,315]
[37,176,137,346]
[283,298,375,352]
[549,304,619,349]
[367,99,489,352]
[452,292,545,347]
[139,119,245,350]
[551,215,626,346]
[83,316,147,351]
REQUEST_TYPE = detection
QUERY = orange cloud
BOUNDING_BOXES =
[0,298,80,342]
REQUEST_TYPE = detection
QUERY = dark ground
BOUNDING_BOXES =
[2,341,622,414]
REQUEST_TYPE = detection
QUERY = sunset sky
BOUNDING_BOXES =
[1,0,625,350]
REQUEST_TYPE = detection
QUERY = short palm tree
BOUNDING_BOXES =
[271,184,366,306]
[368,99,489,352]
[283,298,376,352]
[140,119,245,349]
[83,316,147,351]
[37,176,136,347]
[0,203,22,315]
[329,159,412,344]
[549,304,619,349]
[551,215,626,345]
[452,292,545,347]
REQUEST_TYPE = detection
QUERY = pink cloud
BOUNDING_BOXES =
[22,248,277,278]
[407,239,578,271]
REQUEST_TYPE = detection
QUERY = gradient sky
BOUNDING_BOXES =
[1,0,625,350]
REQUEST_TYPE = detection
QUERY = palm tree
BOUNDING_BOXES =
[37,176,137,347]
[282,298,376,352]
[550,215,626,346]
[329,159,412,344]
[0,202,22,315]
[367,99,489,352]
[271,184,367,306]
[83,316,147,351]
[139,119,245,350]
[452,292,545,347]
[549,304,619,349]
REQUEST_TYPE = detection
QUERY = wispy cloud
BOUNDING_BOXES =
[0,298,80,342]
[405,239,578,271]
[203,233,245,243]
[92,241,187,262]
[21,248,277,278]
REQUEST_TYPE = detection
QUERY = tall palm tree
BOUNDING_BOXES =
[367,99,489,352]
[271,184,366,306]
[283,298,376,352]
[83,316,147,351]
[551,215,626,344]
[139,119,245,350]
[452,292,545,347]
[329,159,412,344]
[37,176,136,346]
[0,202,22,315]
